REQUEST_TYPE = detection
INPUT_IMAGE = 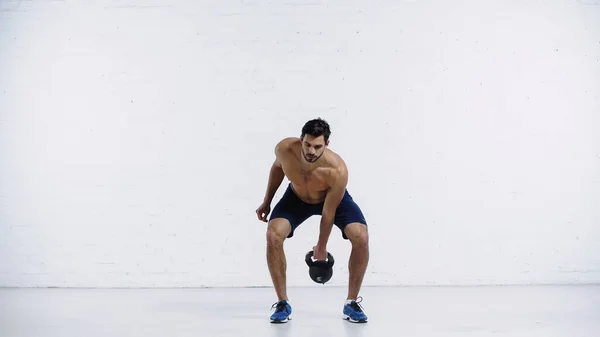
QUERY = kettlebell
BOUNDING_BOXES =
[305,250,335,284]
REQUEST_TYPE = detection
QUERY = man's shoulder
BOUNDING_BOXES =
[323,151,348,184]
[275,137,299,152]
[274,137,299,159]
[325,148,346,168]
[277,137,299,147]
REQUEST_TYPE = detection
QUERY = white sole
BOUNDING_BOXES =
[270,315,292,323]
[343,315,367,323]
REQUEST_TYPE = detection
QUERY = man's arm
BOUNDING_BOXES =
[256,141,287,222]
[262,142,286,204]
[315,167,348,255]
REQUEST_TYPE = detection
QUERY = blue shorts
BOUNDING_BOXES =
[269,183,367,240]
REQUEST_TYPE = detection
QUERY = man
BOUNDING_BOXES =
[255,118,370,324]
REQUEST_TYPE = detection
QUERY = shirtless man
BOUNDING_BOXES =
[255,118,369,324]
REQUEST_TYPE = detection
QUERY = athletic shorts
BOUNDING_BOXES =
[268,183,367,240]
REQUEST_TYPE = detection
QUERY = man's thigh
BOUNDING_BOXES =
[269,184,317,238]
[334,190,368,240]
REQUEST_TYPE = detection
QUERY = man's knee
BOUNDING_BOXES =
[266,218,291,247]
[344,222,369,247]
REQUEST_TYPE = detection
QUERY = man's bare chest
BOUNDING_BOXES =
[281,161,327,189]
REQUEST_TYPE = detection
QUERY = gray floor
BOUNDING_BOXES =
[1,285,599,337]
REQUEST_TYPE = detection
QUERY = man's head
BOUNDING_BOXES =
[300,118,331,163]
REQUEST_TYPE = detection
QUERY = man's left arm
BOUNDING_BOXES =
[314,169,348,260]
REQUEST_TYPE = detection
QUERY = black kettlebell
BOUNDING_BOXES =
[305,250,335,284]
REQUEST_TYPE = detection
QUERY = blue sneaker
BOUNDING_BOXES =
[343,296,368,323]
[270,300,292,323]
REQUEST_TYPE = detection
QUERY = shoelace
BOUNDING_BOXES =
[271,301,287,313]
[349,296,364,312]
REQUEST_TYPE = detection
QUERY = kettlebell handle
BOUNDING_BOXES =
[305,250,335,267]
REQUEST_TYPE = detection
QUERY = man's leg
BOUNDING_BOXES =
[343,222,369,300]
[265,183,316,322]
[266,218,292,301]
[331,189,369,323]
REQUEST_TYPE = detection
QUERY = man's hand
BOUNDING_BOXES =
[313,245,328,261]
[256,201,271,222]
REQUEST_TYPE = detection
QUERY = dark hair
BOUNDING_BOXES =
[301,118,331,142]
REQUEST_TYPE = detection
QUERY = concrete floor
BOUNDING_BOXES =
[0,285,599,337]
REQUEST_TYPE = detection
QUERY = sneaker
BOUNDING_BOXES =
[270,300,292,323]
[343,296,368,323]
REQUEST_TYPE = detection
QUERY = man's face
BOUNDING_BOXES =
[301,135,328,163]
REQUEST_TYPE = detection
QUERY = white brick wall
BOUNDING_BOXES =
[1,0,599,288]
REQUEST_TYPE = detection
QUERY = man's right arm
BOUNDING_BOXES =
[263,142,286,205]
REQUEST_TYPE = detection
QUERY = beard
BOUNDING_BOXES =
[302,149,322,163]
